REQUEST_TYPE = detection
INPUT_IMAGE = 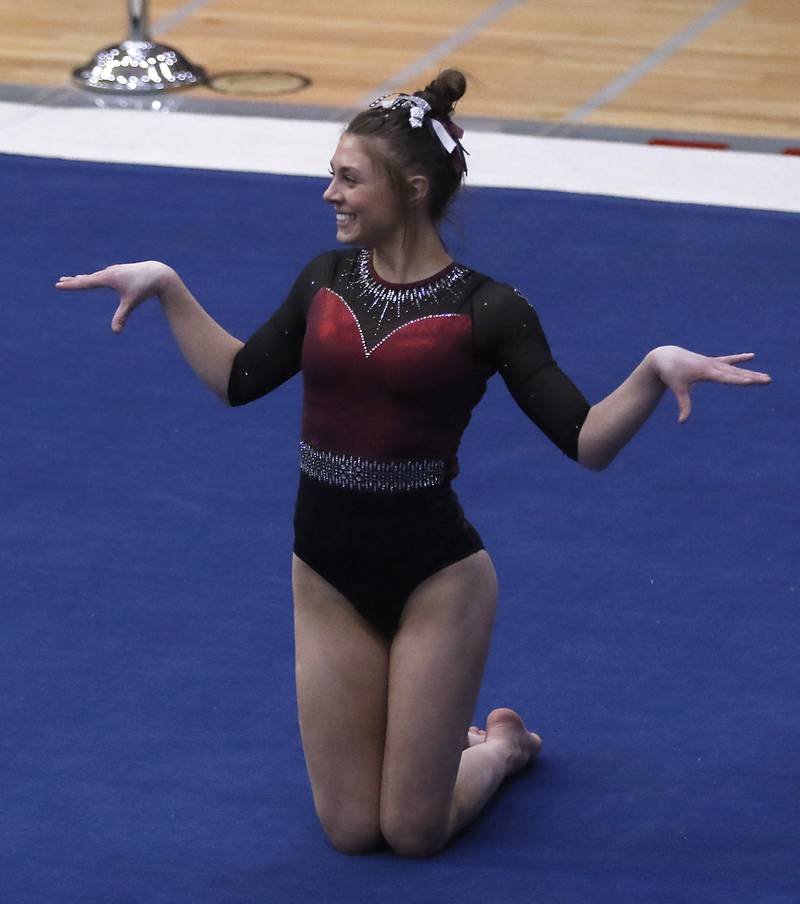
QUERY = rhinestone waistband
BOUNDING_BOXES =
[299,442,448,493]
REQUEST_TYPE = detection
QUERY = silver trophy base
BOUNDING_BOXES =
[73,40,206,93]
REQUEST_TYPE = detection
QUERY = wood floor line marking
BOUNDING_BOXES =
[152,0,218,38]
[342,0,525,119]
[562,0,748,124]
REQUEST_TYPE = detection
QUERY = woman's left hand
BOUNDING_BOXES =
[648,345,771,423]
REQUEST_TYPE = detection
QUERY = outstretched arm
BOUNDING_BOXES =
[56,262,243,403]
[577,345,771,471]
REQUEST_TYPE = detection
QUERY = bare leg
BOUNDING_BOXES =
[380,550,540,857]
[292,554,390,854]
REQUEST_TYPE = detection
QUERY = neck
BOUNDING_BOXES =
[371,218,451,284]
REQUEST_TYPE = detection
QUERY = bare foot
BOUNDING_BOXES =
[484,708,542,774]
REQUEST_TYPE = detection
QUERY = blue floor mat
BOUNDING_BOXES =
[2,152,798,904]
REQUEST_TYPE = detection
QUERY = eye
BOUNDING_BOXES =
[327,167,357,185]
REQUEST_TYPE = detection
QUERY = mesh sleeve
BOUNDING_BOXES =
[227,252,337,407]
[473,283,590,459]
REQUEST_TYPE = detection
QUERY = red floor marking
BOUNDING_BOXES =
[782,148,800,156]
[648,138,730,150]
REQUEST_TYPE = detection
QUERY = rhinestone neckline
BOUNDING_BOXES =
[352,250,470,325]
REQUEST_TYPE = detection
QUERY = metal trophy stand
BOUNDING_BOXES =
[72,0,206,93]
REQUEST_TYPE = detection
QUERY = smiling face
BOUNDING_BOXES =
[323,133,405,250]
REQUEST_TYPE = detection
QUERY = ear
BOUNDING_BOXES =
[406,174,430,207]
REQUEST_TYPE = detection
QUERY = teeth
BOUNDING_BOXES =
[336,213,355,223]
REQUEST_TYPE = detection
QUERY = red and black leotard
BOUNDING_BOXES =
[228,249,590,636]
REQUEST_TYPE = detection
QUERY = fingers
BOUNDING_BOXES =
[55,270,110,290]
[714,352,755,364]
[56,268,132,332]
[55,274,89,289]
[728,370,771,384]
[111,301,130,333]
[709,353,771,384]
[711,364,771,385]
[675,388,692,424]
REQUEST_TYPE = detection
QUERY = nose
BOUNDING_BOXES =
[323,178,339,204]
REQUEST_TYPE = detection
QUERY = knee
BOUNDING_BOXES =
[319,811,384,856]
[381,816,448,859]
[328,827,384,856]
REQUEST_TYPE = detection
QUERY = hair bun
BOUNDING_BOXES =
[417,69,467,118]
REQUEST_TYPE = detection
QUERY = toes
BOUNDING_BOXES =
[486,707,525,733]
[465,726,488,749]
[485,709,542,763]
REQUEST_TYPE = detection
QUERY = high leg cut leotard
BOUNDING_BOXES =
[227,250,590,637]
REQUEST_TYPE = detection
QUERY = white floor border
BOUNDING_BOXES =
[1,101,797,213]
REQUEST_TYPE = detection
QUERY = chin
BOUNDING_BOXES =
[337,230,361,246]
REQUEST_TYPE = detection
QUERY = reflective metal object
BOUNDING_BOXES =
[89,94,184,113]
[73,0,205,94]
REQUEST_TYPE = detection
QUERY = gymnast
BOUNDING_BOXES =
[56,69,770,858]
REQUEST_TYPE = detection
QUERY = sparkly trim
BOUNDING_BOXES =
[368,312,463,355]
[353,250,469,324]
[328,289,463,357]
[299,442,447,493]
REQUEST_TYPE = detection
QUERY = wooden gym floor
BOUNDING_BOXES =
[0,0,798,144]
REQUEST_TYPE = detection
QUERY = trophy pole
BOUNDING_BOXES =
[73,0,206,93]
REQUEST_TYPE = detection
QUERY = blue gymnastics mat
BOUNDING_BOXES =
[2,152,798,904]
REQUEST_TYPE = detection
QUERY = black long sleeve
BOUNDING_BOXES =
[227,252,338,406]
[472,283,590,459]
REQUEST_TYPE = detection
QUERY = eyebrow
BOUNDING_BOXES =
[329,162,359,174]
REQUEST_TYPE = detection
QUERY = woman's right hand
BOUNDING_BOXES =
[56,261,176,333]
